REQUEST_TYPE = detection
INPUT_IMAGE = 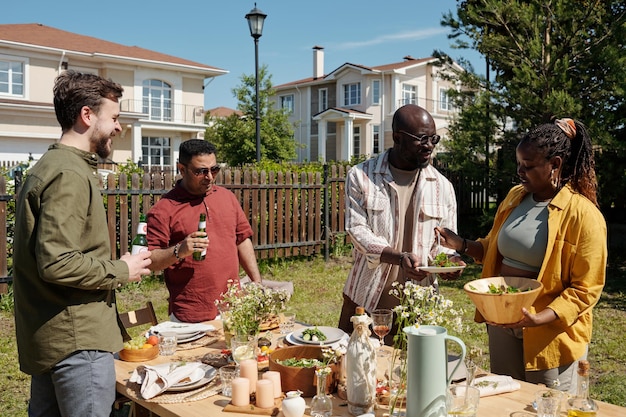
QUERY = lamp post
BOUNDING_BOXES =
[245,3,267,162]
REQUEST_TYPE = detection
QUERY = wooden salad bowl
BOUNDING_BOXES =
[118,344,159,362]
[269,345,337,397]
[464,276,543,324]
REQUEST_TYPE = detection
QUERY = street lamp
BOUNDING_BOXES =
[245,3,267,162]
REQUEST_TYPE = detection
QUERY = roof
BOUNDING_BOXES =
[274,56,436,89]
[0,23,226,73]
[207,106,243,118]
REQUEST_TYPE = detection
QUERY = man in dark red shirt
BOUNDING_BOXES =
[147,140,262,322]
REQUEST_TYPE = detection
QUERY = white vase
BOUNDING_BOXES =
[281,391,306,417]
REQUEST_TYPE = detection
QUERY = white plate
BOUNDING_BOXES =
[419,265,466,274]
[292,326,346,345]
[150,321,214,338]
[177,332,205,344]
[166,364,217,392]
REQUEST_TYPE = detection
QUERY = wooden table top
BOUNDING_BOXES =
[115,320,624,417]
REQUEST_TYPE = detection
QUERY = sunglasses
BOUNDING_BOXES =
[399,130,441,145]
[189,165,221,177]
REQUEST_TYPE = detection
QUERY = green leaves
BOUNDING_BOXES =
[205,64,297,166]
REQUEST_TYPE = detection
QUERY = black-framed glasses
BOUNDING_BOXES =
[190,165,221,177]
[399,130,441,146]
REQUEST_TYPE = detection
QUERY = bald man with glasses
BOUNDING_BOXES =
[338,104,465,342]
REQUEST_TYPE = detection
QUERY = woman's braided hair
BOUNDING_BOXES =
[519,120,598,206]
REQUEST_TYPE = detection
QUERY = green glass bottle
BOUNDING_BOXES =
[131,214,148,254]
[193,213,207,261]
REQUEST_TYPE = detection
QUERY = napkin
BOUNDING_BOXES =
[472,375,521,397]
[129,362,205,399]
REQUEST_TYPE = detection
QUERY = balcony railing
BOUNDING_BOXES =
[120,100,205,124]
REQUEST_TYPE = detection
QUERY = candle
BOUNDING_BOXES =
[239,359,258,394]
[256,379,274,409]
[231,377,250,407]
[262,371,282,398]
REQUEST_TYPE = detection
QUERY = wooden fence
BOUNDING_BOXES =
[0,165,351,293]
[1,163,486,294]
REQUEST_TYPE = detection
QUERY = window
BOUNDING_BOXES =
[372,124,381,154]
[318,88,328,112]
[439,88,454,111]
[402,84,417,106]
[142,79,172,122]
[353,125,361,157]
[372,80,381,105]
[343,82,361,106]
[280,94,294,113]
[141,137,171,168]
[0,58,25,96]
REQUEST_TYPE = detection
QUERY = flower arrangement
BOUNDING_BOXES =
[217,280,291,337]
[387,281,467,414]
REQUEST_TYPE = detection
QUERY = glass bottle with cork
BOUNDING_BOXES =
[567,360,598,417]
[193,213,207,261]
[131,214,148,254]
[345,306,376,416]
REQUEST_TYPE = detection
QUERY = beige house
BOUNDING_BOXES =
[273,46,462,162]
[0,23,227,170]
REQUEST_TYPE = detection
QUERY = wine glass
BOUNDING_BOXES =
[371,309,393,357]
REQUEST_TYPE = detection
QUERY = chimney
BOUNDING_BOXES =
[313,46,324,79]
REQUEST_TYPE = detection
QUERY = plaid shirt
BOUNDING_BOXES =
[343,150,458,311]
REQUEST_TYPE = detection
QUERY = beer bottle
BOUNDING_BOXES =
[131,214,148,254]
[193,213,207,261]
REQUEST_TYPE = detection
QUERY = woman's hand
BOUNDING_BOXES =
[488,307,558,329]
[435,226,464,253]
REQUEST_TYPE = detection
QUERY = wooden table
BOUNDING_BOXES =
[115,321,625,417]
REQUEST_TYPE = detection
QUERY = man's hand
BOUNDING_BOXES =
[121,250,152,282]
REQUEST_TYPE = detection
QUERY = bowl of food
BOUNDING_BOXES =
[268,345,337,397]
[118,336,159,362]
[464,277,543,324]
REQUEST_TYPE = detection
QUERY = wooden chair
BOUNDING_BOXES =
[115,302,159,417]
[119,301,158,329]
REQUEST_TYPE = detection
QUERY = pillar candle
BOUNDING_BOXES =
[262,371,282,398]
[239,358,258,394]
[231,377,250,407]
[256,379,274,409]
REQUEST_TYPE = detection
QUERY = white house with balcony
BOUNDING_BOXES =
[272,46,462,162]
[0,23,227,171]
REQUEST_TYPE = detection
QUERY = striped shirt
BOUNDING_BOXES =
[343,150,458,311]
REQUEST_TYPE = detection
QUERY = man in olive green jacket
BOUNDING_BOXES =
[13,71,152,417]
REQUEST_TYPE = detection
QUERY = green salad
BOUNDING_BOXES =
[430,252,459,267]
[301,327,327,342]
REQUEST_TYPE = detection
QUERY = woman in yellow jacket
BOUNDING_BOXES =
[437,118,606,393]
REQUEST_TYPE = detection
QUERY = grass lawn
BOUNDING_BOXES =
[1,245,625,416]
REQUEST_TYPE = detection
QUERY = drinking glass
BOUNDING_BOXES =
[446,385,480,417]
[279,311,296,334]
[157,332,177,356]
[230,335,256,365]
[371,309,393,357]
[535,389,563,417]
[219,365,240,397]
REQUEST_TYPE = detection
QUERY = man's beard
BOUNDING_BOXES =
[92,134,111,159]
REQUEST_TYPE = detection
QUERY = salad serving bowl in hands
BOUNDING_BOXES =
[464,277,543,325]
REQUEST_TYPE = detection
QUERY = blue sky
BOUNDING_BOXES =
[5,0,484,110]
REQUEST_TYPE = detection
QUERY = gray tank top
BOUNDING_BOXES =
[497,193,549,273]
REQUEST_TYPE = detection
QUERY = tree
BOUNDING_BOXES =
[205,65,297,166]
[439,0,626,213]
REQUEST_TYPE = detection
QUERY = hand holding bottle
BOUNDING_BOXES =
[121,250,152,282]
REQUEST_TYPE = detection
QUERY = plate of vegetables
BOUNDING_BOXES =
[292,326,346,345]
[420,253,465,274]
